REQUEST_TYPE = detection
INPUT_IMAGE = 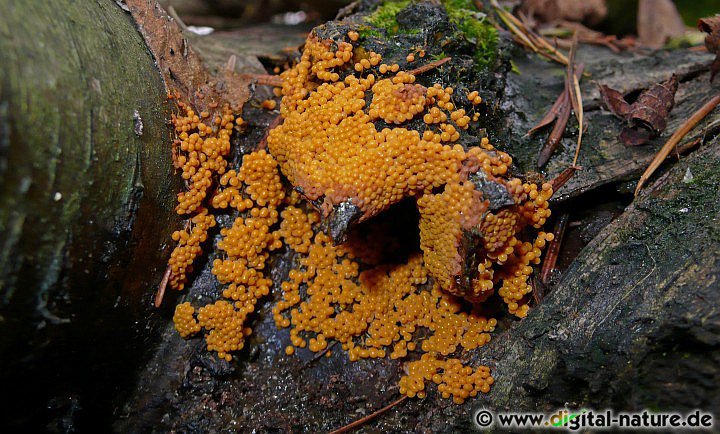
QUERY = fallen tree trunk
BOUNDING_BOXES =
[0,1,178,430]
[116,3,720,433]
[118,127,720,433]
[3,0,720,432]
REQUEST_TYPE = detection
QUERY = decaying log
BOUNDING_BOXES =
[0,1,177,430]
[2,0,720,431]
[116,4,720,434]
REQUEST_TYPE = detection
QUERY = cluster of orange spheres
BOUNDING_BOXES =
[172,150,287,361]
[166,102,241,290]
[168,29,555,403]
[399,354,494,404]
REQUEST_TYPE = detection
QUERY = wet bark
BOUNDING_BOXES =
[116,9,720,434]
[0,1,177,430]
[2,0,719,432]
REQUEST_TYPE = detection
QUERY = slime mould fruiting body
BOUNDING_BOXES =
[167,4,552,404]
[267,33,552,315]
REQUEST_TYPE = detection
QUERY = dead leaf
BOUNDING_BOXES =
[598,74,678,146]
[698,15,720,81]
[631,74,678,134]
[637,0,686,49]
[528,89,567,136]
[598,85,631,117]
[520,0,607,26]
[618,127,651,146]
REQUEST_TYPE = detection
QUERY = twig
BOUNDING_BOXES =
[528,89,567,136]
[490,0,568,65]
[257,114,284,150]
[635,94,720,196]
[530,274,541,305]
[166,6,189,31]
[540,213,569,284]
[328,396,408,434]
[154,265,172,308]
[407,56,452,75]
[534,64,584,167]
[301,341,338,370]
[549,166,579,193]
[540,99,572,167]
[240,73,283,87]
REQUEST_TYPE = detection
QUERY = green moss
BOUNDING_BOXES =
[365,0,411,36]
[364,0,498,70]
[430,51,449,61]
[441,0,498,70]
[358,25,382,39]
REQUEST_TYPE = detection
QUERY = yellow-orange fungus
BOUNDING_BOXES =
[261,99,277,110]
[170,31,554,403]
[166,101,235,290]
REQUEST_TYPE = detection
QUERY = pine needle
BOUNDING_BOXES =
[490,0,568,65]
[328,396,408,434]
[635,94,720,196]
[566,35,584,167]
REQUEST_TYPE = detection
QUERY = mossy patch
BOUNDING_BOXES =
[440,0,498,70]
[364,0,498,70]
[364,0,411,36]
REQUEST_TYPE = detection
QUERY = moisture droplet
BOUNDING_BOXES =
[682,168,694,184]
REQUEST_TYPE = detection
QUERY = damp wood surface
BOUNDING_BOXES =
[502,45,718,201]
[118,10,720,434]
[120,105,720,434]
[0,0,178,430]
[1,0,719,431]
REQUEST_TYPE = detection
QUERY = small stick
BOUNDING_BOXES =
[528,89,566,136]
[167,6,189,31]
[491,0,568,65]
[407,56,452,75]
[529,63,584,137]
[549,166,579,193]
[537,64,585,167]
[496,9,539,54]
[538,98,571,167]
[154,265,172,308]
[530,275,542,305]
[240,73,283,87]
[328,396,408,434]
[540,213,569,284]
[635,94,720,196]
[300,341,338,370]
[540,104,571,166]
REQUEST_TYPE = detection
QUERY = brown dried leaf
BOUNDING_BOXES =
[537,98,571,167]
[536,63,584,167]
[598,75,678,146]
[637,0,686,49]
[629,74,678,134]
[698,15,720,82]
[528,91,567,136]
[598,84,631,118]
